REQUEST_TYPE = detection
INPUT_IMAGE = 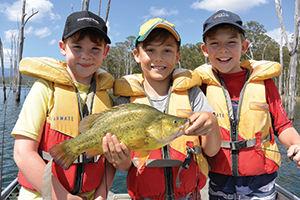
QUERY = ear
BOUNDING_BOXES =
[59,41,67,56]
[201,44,209,57]
[175,50,181,64]
[103,45,110,59]
[241,40,250,54]
[133,48,140,63]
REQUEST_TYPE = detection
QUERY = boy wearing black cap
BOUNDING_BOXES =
[194,9,300,199]
[12,11,115,200]
[103,18,222,200]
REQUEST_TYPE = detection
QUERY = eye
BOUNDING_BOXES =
[173,120,178,124]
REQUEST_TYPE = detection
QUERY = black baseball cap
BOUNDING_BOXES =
[202,10,245,41]
[62,11,111,44]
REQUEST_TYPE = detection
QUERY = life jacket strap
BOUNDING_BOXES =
[40,150,101,164]
[175,146,202,188]
[221,134,272,150]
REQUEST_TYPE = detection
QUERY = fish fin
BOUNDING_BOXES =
[49,141,79,170]
[86,149,102,158]
[79,113,102,133]
[132,150,151,173]
[176,109,194,117]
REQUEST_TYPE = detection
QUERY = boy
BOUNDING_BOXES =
[103,18,222,200]
[12,11,115,200]
[194,9,300,199]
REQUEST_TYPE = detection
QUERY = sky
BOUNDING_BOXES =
[0,0,297,68]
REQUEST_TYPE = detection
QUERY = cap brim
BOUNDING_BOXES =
[137,23,180,43]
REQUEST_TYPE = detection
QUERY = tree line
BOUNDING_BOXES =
[0,0,299,120]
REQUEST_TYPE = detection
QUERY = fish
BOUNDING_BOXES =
[49,103,191,171]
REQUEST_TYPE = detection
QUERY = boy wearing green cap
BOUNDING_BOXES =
[102,18,222,200]
[194,9,300,199]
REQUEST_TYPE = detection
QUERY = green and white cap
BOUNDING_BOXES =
[135,18,181,47]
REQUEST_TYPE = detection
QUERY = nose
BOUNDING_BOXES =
[219,44,228,53]
[154,52,163,62]
[82,49,91,59]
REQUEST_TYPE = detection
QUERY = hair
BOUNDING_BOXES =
[63,28,106,45]
[136,28,180,52]
[203,24,245,43]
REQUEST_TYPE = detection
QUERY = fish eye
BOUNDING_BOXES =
[173,120,178,124]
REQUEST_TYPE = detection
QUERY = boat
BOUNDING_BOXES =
[1,177,300,200]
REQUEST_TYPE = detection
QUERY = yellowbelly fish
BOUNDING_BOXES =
[49,103,191,171]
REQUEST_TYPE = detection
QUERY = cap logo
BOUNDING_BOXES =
[77,17,99,24]
[214,12,230,19]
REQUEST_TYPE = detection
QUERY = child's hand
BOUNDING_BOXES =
[102,133,132,171]
[287,145,300,168]
[185,111,218,136]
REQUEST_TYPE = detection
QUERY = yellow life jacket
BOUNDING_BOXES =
[18,57,114,195]
[114,69,208,199]
[194,60,282,176]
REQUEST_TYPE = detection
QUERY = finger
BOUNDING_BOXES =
[120,143,130,156]
[102,136,112,161]
[111,135,124,155]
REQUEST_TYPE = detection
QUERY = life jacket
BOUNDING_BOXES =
[17,57,114,194]
[114,69,208,200]
[193,60,282,176]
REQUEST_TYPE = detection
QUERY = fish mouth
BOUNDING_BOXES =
[162,120,191,142]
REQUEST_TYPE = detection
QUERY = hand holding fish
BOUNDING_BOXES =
[185,111,222,157]
[185,111,219,136]
[102,133,132,171]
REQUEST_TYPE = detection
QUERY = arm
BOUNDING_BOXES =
[186,86,222,156]
[14,136,85,200]
[93,160,116,200]
[278,127,300,167]
[13,80,85,200]
[185,111,222,157]
[266,79,300,167]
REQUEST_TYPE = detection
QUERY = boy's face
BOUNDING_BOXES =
[133,34,180,84]
[59,34,110,85]
[201,28,249,74]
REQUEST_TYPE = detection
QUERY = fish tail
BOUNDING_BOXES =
[49,141,79,170]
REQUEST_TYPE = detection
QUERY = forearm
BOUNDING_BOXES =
[94,161,116,200]
[278,127,300,148]
[202,123,222,157]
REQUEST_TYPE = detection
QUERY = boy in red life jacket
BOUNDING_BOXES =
[194,9,300,199]
[102,18,222,200]
[12,11,115,200]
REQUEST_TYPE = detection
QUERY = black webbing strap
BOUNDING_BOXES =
[219,69,250,176]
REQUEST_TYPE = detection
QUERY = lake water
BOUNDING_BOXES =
[1,87,300,197]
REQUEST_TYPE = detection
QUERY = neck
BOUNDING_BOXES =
[143,77,171,98]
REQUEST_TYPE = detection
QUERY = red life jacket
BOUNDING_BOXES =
[193,60,282,176]
[113,69,208,200]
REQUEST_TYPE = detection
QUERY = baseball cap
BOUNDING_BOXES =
[62,11,111,44]
[202,10,245,41]
[135,18,181,47]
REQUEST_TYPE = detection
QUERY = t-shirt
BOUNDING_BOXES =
[12,78,90,141]
[114,86,214,114]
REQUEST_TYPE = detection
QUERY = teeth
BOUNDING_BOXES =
[152,66,165,70]
[219,58,230,61]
